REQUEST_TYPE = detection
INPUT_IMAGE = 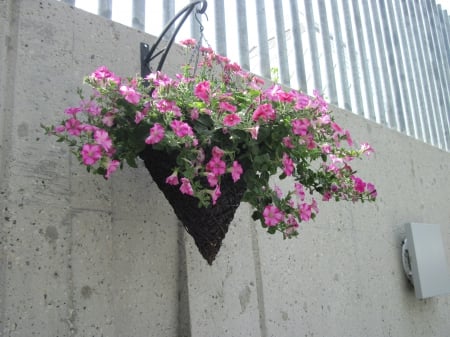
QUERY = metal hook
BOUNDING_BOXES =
[140,1,208,79]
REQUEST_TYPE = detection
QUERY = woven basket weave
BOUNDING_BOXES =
[140,146,247,264]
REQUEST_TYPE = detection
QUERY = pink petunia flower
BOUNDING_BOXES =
[366,183,377,198]
[102,112,115,127]
[223,113,241,127]
[105,159,120,179]
[299,203,312,222]
[135,111,144,124]
[165,171,179,186]
[263,204,284,227]
[94,129,112,152]
[351,175,366,194]
[194,80,210,102]
[145,123,165,144]
[283,136,294,149]
[360,143,375,156]
[170,120,194,138]
[294,92,310,110]
[292,118,310,136]
[180,38,197,47]
[252,103,276,122]
[231,161,243,182]
[211,185,221,205]
[180,178,194,196]
[65,118,83,136]
[119,85,141,105]
[211,146,225,158]
[64,107,81,116]
[249,126,259,140]
[206,157,226,176]
[282,153,295,176]
[219,101,237,113]
[81,144,102,166]
[91,66,115,82]
[207,172,219,187]
[294,182,305,201]
[156,99,181,116]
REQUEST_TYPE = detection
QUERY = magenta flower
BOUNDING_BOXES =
[165,171,179,186]
[294,182,305,201]
[65,118,83,136]
[367,183,377,198]
[321,143,332,154]
[219,101,237,113]
[64,107,81,116]
[249,126,259,140]
[282,136,295,149]
[135,111,144,124]
[252,103,276,122]
[223,113,241,127]
[190,108,199,120]
[119,85,141,105]
[282,153,295,176]
[351,175,366,193]
[180,178,194,196]
[145,123,165,145]
[81,144,102,166]
[156,99,181,116]
[299,203,312,222]
[265,85,294,103]
[331,122,343,135]
[211,146,225,158]
[207,172,218,187]
[206,157,226,176]
[231,161,243,182]
[292,118,310,136]
[360,143,375,156]
[105,159,120,179]
[179,38,197,47]
[263,205,284,227]
[170,120,194,138]
[102,113,115,127]
[94,129,112,152]
[211,185,221,205]
[91,66,115,82]
[54,125,66,133]
[194,80,210,102]
[317,113,331,125]
[294,92,310,110]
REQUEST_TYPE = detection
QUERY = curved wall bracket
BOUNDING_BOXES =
[140,1,207,78]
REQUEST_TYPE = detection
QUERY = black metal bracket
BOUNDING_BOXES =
[140,1,207,78]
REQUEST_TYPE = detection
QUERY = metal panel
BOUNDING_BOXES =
[98,0,112,19]
[341,0,364,115]
[273,0,290,85]
[318,0,337,105]
[237,0,250,70]
[289,0,307,91]
[132,0,145,31]
[214,0,227,56]
[255,0,271,79]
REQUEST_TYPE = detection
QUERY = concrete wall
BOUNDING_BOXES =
[0,1,449,336]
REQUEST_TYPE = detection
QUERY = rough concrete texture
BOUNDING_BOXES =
[0,1,449,337]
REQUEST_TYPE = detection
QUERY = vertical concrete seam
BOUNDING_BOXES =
[177,223,191,337]
[250,219,268,337]
[0,0,20,334]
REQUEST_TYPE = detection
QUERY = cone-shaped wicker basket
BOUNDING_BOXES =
[140,146,247,264]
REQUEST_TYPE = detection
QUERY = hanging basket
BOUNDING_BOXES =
[140,146,247,264]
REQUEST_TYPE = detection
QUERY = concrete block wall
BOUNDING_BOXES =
[1,1,449,336]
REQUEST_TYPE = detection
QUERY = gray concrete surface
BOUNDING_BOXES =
[0,1,449,336]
